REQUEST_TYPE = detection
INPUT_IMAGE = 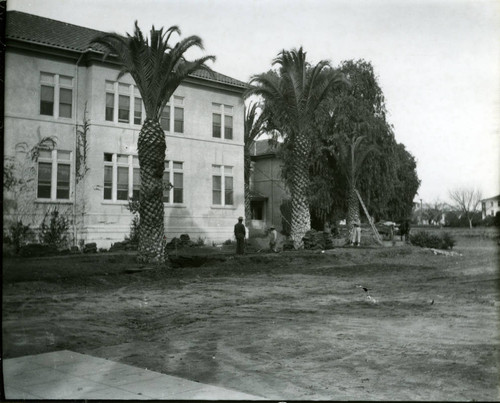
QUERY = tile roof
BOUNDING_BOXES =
[5,11,248,89]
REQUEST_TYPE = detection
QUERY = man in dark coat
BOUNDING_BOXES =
[234,216,246,254]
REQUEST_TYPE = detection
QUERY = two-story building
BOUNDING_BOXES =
[248,139,290,236]
[481,195,500,219]
[4,11,247,248]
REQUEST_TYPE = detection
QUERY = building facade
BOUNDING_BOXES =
[481,195,500,219]
[248,140,290,236]
[4,11,247,248]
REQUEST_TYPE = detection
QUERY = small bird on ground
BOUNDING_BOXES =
[356,285,371,292]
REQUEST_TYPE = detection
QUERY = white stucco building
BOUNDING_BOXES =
[4,11,247,248]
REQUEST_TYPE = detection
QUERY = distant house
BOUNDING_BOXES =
[248,140,290,235]
[4,11,247,248]
[481,195,500,219]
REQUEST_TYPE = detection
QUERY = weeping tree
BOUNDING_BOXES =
[243,102,265,225]
[247,47,347,248]
[91,22,215,263]
[310,60,419,234]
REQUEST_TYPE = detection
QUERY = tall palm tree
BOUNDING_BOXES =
[243,102,265,225]
[247,48,346,248]
[91,22,215,263]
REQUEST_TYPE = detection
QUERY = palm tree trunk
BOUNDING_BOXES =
[290,137,311,248]
[347,185,360,241]
[137,119,166,263]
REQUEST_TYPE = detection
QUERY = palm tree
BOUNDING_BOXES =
[91,22,215,263]
[336,130,378,236]
[247,48,346,248]
[243,102,265,225]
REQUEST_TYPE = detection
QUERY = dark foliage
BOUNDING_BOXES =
[410,231,456,250]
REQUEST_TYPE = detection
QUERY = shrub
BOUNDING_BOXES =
[223,239,234,245]
[39,209,69,248]
[194,236,206,246]
[410,230,456,250]
[127,215,140,244]
[8,221,33,253]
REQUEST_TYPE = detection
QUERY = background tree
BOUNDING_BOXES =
[243,102,265,225]
[248,47,346,248]
[309,60,419,234]
[421,200,449,225]
[448,187,482,229]
[91,22,214,263]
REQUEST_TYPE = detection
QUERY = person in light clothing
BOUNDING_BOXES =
[269,225,278,252]
[351,218,361,246]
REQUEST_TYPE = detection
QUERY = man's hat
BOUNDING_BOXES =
[238,216,243,221]
[270,225,275,229]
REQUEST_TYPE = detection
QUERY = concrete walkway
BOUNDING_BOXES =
[2,350,264,400]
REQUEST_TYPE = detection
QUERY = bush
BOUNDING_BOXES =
[39,209,69,248]
[127,215,140,244]
[223,239,235,245]
[7,221,33,253]
[19,243,58,257]
[410,231,456,250]
[194,236,206,246]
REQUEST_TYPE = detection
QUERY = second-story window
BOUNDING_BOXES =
[212,103,233,140]
[160,96,184,133]
[134,87,143,125]
[105,81,144,125]
[40,73,73,119]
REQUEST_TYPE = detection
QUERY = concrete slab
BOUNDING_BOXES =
[3,350,264,400]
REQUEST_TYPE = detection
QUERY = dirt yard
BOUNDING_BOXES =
[2,232,499,400]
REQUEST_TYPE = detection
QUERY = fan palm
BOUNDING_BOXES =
[247,47,346,248]
[91,22,215,263]
[243,102,265,224]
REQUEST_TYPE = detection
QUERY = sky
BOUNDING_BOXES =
[7,0,500,204]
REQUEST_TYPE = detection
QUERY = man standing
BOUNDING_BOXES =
[234,216,246,254]
[269,225,278,252]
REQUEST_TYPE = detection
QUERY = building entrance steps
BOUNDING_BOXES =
[2,350,264,400]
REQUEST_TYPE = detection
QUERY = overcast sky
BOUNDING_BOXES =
[7,0,500,204]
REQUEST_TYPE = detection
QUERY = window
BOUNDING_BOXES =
[103,153,141,201]
[174,107,184,133]
[132,156,141,199]
[160,103,171,131]
[212,113,221,138]
[40,73,73,118]
[212,103,233,140]
[163,161,184,204]
[37,149,72,200]
[118,83,130,123]
[105,81,144,125]
[212,165,233,206]
[160,96,184,133]
[251,201,264,220]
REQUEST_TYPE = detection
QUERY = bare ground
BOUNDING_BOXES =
[2,235,499,400]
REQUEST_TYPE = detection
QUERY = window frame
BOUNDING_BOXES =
[212,103,233,140]
[39,72,73,119]
[103,153,142,202]
[36,149,72,201]
[163,160,184,204]
[212,165,234,206]
[104,81,145,126]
